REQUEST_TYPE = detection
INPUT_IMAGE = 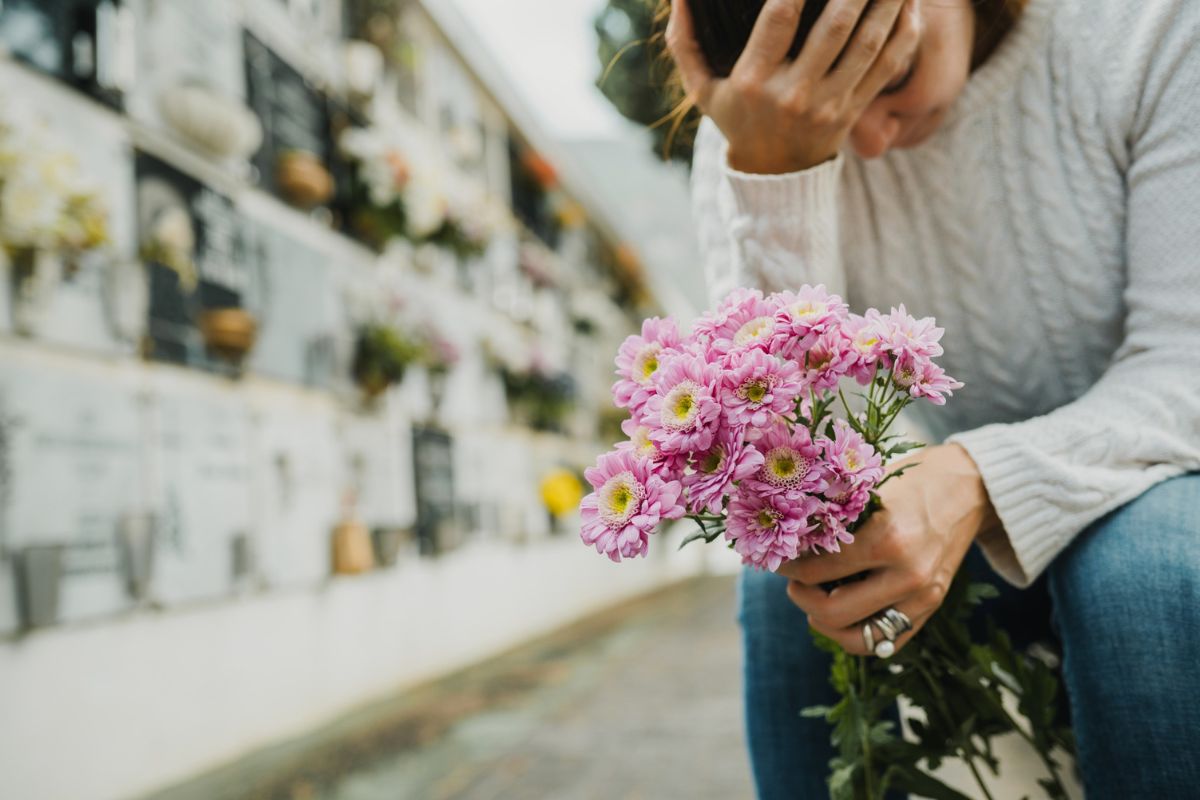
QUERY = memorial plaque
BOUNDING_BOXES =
[136,151,250,370]
[244,30,333,198]
[340,414,413,531]
[0,0,129,107]
[412,425,456,556]
[146,378,251,606]
[250,397,340,588]
[0,357,144,623]
[242,217,339,387]
[126,0,244,129]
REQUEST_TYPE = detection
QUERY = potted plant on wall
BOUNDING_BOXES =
[351,322,422,401]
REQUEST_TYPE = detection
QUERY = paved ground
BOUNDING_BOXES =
[148,576,754,800]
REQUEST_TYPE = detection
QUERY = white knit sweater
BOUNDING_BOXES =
[691,0,1200,587]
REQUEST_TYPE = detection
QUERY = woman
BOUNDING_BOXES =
[664,0,1200,796]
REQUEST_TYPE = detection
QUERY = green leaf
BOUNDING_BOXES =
[966,582,1001,605]
[884,765,975,800]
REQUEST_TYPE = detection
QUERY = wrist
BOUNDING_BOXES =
[943,443,1001,540]
[726,146,837,176]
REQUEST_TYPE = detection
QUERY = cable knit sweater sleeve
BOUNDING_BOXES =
[690,116,847,308]
[948,2,1200,586]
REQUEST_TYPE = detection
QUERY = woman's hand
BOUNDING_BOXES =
[777,444,1000,655]
[667,0,920,174]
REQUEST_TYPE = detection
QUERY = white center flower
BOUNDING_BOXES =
[790,300,827,321]
[632,344,662,384]
[734,316,774,346]
[599,471,645,528]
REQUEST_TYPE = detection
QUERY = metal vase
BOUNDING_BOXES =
[13,544,66,630]
[115,513,157,602]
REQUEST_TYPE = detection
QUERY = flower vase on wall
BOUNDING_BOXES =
[115,513,157,603]
[427,367,448,422]
[7,249,61,338]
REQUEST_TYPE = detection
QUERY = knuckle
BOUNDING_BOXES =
[827,10,859,39]
[808,101,844,129]
[859,29,888,55]
[763,0,801,27]
[729,74,762,99]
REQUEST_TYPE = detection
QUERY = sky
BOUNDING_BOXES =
[446,0,633,140]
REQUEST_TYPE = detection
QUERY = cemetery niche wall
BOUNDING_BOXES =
[0,0,649,637]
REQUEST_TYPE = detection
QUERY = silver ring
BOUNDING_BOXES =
[862,623,875,653]
[884,608,913,636]
[875,614,898,642]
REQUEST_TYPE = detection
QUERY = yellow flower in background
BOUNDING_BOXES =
[540,468,584,518]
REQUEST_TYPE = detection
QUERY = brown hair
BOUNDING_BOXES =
[653,0,1028,153]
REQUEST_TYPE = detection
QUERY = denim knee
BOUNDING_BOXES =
[1048,474,1200,798]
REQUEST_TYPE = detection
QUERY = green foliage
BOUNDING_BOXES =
[594,0,700,164]
[352,324,424,393]
[804,574,1077,799]
[501,368,578,433]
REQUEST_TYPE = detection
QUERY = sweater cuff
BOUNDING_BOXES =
[947,425,1067,588]
[723,153,845,222]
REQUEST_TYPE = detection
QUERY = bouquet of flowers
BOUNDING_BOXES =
[0,113,108,276]
[339,125,504,259]
[580,286,1075,799]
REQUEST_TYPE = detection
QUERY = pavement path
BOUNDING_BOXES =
[148,576,755,800]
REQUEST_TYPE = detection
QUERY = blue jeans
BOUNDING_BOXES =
[739,473,1200,800]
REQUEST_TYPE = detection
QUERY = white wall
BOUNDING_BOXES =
[0,536,718,800]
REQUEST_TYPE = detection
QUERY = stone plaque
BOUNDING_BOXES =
[249,394,340,588]
[0,354,144,624]
[145,375,251,606]
[242,216,339,387]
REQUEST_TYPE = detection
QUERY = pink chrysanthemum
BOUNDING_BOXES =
[744,423,828,498]
[798,328,857,391]
[580,449,685,562]
[823,420,885,488]
[683,427,764,515]
[644,353,723,457]
[726,489,821,571]
[693,289,779,361]
[721,349,804,429]
[612,317,682,413]
[842,312,887,385]
[892,352,964,406]
[875,305,946,361]
[809,504,857,553]
[770,285,848,359]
